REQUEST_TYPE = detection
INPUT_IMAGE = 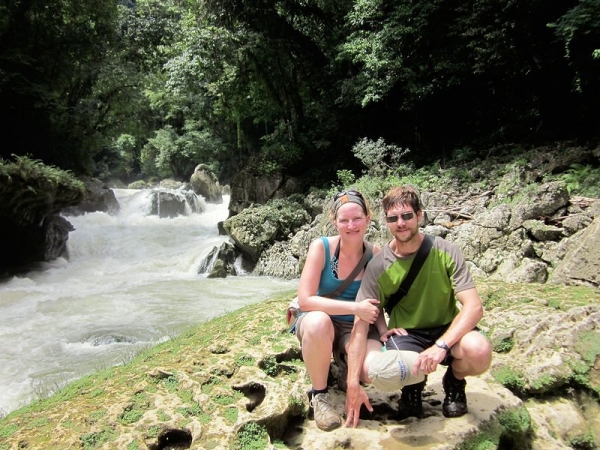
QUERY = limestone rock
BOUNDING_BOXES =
[190,164,223,204]
[549,217,600,287]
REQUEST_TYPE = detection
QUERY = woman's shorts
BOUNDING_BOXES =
[295,312,381,353]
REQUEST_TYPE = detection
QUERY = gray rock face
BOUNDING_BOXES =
[223,200,311,265]
[198,241,238,278]
[149,190,204,218]
[61,178,119,216]
[190,164,223,204]
[228,168,303,216]
[549,217,600,287]
[241,181,600,287]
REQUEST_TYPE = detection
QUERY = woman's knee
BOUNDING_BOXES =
[299,311,334,340]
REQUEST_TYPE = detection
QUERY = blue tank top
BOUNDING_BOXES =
[317,237,363,323]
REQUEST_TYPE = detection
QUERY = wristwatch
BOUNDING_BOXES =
[435,339,450,352]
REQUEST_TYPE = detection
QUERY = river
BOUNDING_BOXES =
[0,189,297,416]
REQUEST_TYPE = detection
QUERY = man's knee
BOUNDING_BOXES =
[456,332,492,373]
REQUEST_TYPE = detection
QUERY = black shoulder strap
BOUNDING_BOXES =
[323,241,374,299]
[384,234,434,315]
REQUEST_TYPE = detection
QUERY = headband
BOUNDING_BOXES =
[333,193,368,216]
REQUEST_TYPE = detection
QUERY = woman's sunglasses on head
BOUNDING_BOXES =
[334,190,364,200]
[385,212,415,223]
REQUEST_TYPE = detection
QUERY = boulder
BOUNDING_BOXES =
[223,200,311,265]
[549,217,600,287]
[190,164,223,204]
[198,242,238,277]
[149,190,204,217]
[61,177,119,216]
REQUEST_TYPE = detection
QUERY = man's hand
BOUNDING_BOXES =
[344,383,372,428]
[413,345,447,376]
[354,298,380,324]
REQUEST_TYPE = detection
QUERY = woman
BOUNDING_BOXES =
[294,190,384,431]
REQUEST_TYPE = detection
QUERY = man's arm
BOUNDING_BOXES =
[344,316,372,427]
[437,287,483,348]
[412,287,483,375]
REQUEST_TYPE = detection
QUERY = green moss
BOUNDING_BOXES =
[126,441,142,450]
[233,422,270,450]
[531,374,557,392]
[199,412,212,425]
[80,426,117,449]
[118,407,144,425]
[157,409,170,422]
[0,423,18,438]
[260,355,279,377]
[566,431,596,449]
[223,407,238,424]
[118,392,150,425]
[491,365,526,395]
[214,391,242,406]
[146,425,161,439]
[236,355,256,367]
[456,406,532,450]
[201,377,221,394]
[89,409,107,424]
[177,403,203,417]
[492,336,515,353]
[497,407,532,435]
[575,331,600,365]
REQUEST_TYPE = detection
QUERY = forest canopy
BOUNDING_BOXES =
[0,0,598,186]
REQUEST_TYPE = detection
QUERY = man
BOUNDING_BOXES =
[345,186,492,427]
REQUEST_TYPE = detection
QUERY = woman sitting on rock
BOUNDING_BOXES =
[292,190,383,431]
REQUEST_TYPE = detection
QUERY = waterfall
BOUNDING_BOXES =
[0,189,297,415]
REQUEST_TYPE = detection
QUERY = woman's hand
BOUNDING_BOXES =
[353,299,380,324]
[380,327,407,343]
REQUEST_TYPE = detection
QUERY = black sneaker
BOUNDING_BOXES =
[442,368,468,418]
[332,346,347,392]
[396,378,427,420]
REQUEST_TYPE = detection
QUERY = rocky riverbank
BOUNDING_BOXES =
[0,280,598,449]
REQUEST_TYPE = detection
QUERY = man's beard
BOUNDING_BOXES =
[394,227,419,243]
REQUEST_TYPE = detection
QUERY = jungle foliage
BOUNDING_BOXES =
[0,0,598,186]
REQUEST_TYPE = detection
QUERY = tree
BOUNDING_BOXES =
[0,0,119,171]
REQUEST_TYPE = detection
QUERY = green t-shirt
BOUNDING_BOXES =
[356,235,475,329]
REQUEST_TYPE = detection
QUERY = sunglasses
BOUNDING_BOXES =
[334,190,364,200]
[385,212,415,223]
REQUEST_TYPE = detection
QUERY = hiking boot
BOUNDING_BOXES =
[310,393,342,431]
[332,346,348,392]
[442,367,468,418]
[396,378,427,420]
